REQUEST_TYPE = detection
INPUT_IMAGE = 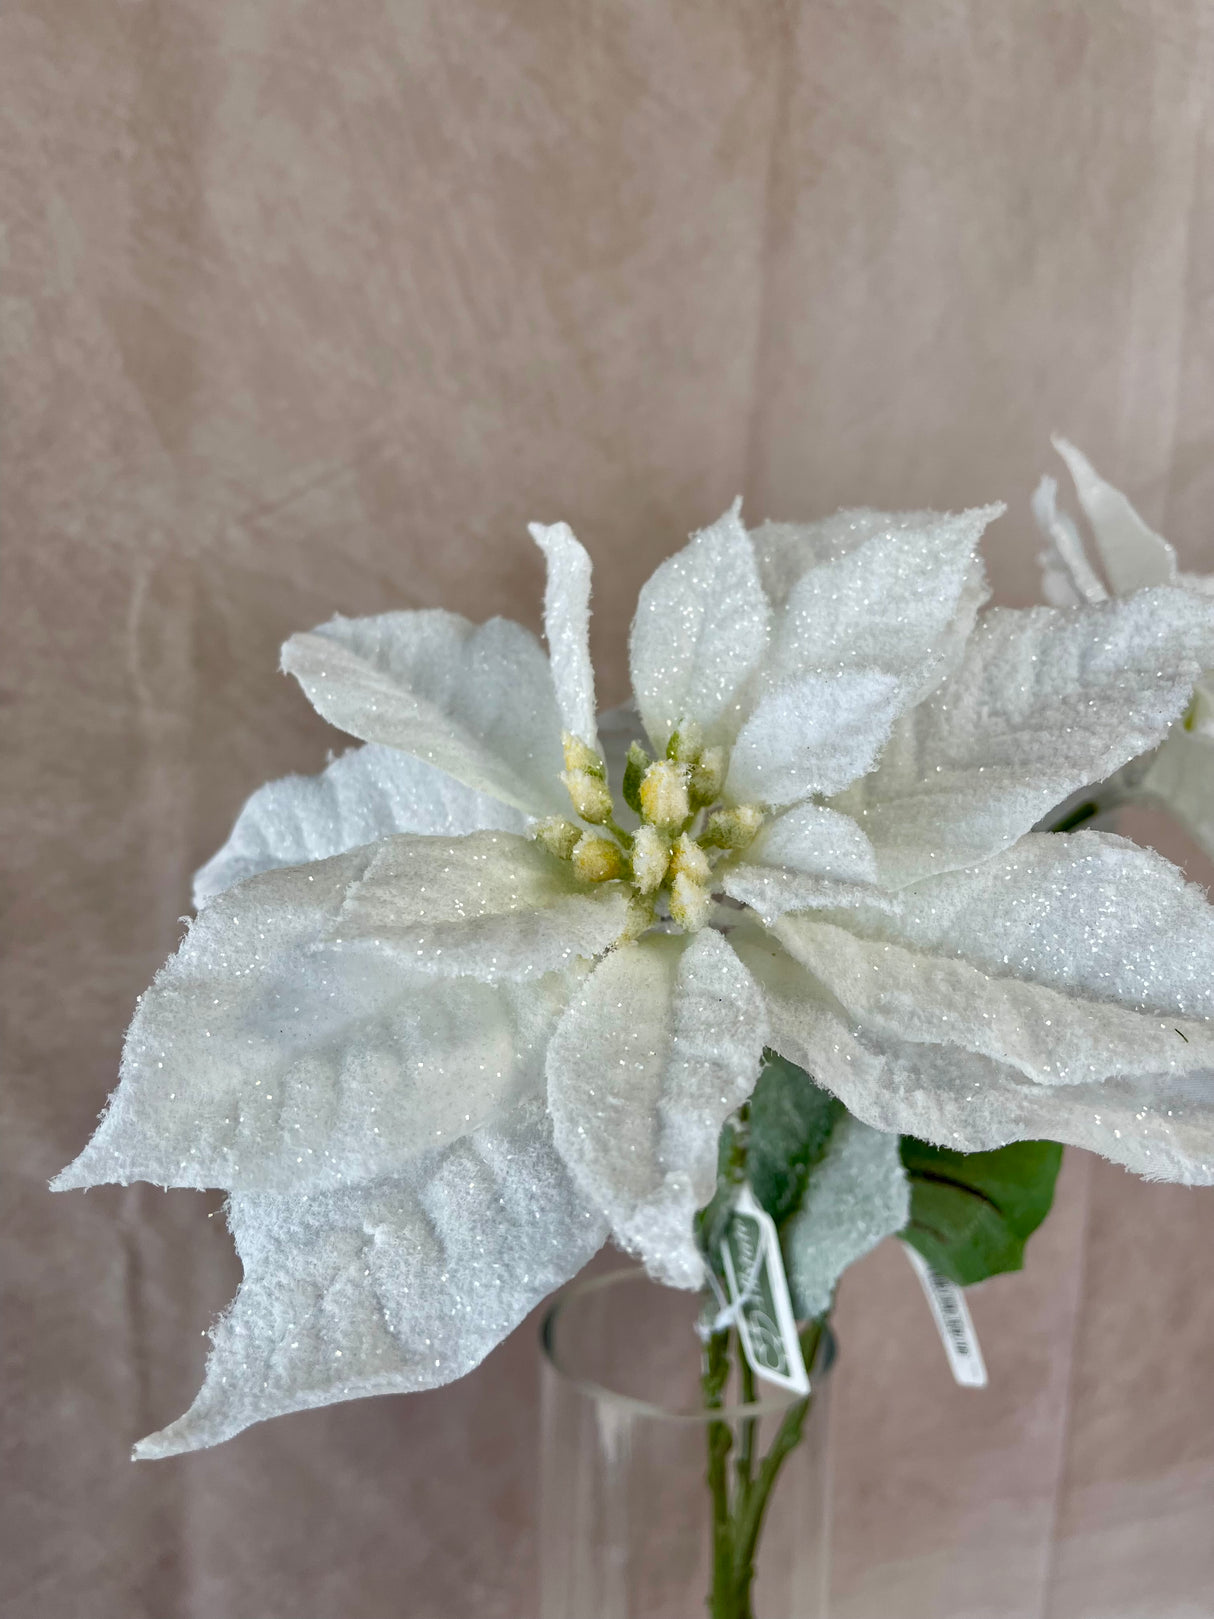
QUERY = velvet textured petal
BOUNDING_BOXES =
[838,591,1214,886]
[530,521,599,752]
[774,914,1214,1088]
[722,802,882,925]
[739,801,880,883]
[133,1102,607,1458]
[281,609,566,815]
[762,505,1000,697]
[194,742,525,907]
[333,831,630,980]
[629,503,770,752]
[546,929,767,1288]
[721,867,892,928]
[736,927,1214,1187]
[840,832,1214,1019]
[1053,436,1177,595]
[53,848,576,1194]
[837,1035,1214,1187]
[726,667,904,807]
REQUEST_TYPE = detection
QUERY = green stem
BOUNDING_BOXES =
[603,814,634,849]
[718,1321,835,1612]
[703,1328,735,1619]
[735,1355,758,1523]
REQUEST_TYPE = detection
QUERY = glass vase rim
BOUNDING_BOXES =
[539,1263,835,1426]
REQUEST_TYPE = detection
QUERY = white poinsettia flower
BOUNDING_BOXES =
[56,496,1214,1458]
[1034,437,1214,859]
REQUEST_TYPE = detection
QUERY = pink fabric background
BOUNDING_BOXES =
[5,2,1214,1614]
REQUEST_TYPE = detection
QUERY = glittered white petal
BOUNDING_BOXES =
[53,847,580,1193]
[848,831,1214,1018]
[750,510,918,607]
[547,929,767,1288]
[750,507,989,607]
[727,667,903,807]
[133,1101,607,1457]
[783,1117,908,1319]
[282,610,566,816]
[763,505,1000,698]
[729,926,887,1101]
[838,592,1214,886]
[530,522,599,752]
[629,503,770,751]
[334,832,630,982]
[746,802,879,883]
[839,1036,1214,1187]
[194,743,525,907]
[721,868,892,927]
[734,926,1214,1187]
[774,914,1214,1087]
[1053,437,1177,594]
[1031,474,1108,608]
[721,805,883,925]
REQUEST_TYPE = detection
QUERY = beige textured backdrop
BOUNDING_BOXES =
[5,2,1214,1615]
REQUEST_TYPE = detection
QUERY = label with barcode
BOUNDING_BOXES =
[721,1186,810,1396]
[902,1242,988,1388]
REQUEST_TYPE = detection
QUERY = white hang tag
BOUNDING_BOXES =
[902,1242,988,1388]
[721,1185,810,1396]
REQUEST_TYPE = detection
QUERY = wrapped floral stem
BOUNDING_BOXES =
[52,451,1214,1606]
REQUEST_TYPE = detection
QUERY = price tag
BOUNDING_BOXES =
[721,1186,810,1396]
[902,1242,988,1388]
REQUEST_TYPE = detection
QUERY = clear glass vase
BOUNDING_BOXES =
[539,1266,834,1619]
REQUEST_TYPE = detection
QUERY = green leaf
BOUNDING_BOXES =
[696,1050,845,1268]
[899,1137,1063,1286]
[747,1052,845,1229]
[621,741,648,815]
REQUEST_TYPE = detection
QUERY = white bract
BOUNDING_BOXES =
[56,496,1214,1456]
[1035,437,1214,860]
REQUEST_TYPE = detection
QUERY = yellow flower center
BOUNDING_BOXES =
[534,729,764,935]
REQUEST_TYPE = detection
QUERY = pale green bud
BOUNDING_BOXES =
[622,741,650,815]
[630,824,671,894]
[689,745,727,805]
[701,804,764,850]
[669,870,712,932]
[533,816,582,861]
[666,720,704,764]
[670,831,711,886]
[620,891,657,942]
[639,758,691,831]
[571,832,625,884]
[563,769,614,824]
[562,731,605,777]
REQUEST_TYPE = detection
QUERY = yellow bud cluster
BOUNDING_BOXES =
[534,715,766,939]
